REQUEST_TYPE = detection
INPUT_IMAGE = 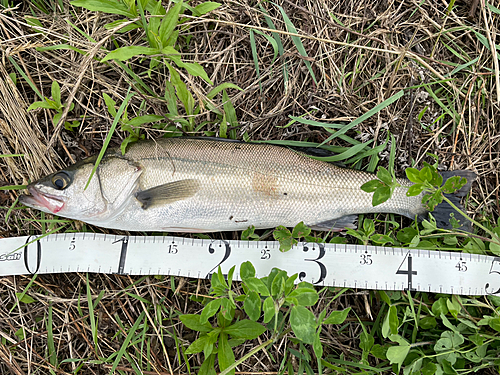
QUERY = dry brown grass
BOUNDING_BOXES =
[1,0,499,374]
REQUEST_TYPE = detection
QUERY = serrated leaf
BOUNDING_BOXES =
[101,46,159,62]
[361,179,384,193]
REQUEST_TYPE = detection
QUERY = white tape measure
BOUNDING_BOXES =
[1,233,499,296]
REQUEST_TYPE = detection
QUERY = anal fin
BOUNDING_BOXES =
[135,179,200,209]
[309,215,358,232]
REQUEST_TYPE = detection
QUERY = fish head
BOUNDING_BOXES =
[19,154,142,222]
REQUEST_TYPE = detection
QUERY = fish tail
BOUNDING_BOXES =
[418,170,476,231]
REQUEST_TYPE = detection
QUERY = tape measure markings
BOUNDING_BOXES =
[0,233,499,296]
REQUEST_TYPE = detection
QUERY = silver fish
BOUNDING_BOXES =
[18,138,474,232]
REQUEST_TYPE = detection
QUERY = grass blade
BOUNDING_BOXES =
[274,3,317,85]
[249,29,261,93]
[85,87,134,190]
[319,90,404,146]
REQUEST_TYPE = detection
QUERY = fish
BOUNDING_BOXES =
[18,137,476,233]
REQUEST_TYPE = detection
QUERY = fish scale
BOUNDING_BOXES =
[19,138,474,232]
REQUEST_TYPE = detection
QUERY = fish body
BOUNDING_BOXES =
[19,138,473,232]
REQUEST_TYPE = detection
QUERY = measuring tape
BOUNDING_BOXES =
[1,233,499,296]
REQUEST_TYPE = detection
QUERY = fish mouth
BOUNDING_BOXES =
[19,186,65,214]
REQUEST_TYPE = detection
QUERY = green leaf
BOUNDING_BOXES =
[419,166,433,182]
[180,314,213,332]
[224,320,266,339]
[241,226,259,241]
[323,307,350,324]
[200,299,222,324]
[488,317,500,332]
[442,176,467,194]
[490,241,500,256]
[185,334,211,354]
[222,89,238,138]
[101,46,159,62]
[262,296,275,323]
[372,186,391,206]
[102,93,117,117]
[15,292,35,304]
[240,261,255,280]
[359,332,374,352]
[361,179,384,193]
[207,83,243,100]
[243,291,261,321]
[159,0,183,46]
[70,0,136,17]
[51,81,61,107]
[406,184,424,196]
[432,297,448,316]
[288,288,319,306]
[220,298,234,321]
[126,114,164,126]
[244,277,269,296]
[376,167,392,185]
[218,333,235,375]
[292,221,311,238]
[405,167,422,183]
[192,1,221,16]
[273,225,297,252]
[290,306,316,344]
[27,101,57,111]
[386,344,410,370]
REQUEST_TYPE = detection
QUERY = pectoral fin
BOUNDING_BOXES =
[135,179,201,209]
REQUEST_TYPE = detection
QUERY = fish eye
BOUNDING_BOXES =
[51,172,70,190]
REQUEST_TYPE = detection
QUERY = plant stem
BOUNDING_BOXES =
[441,195,500,244]
[219,338,274,375]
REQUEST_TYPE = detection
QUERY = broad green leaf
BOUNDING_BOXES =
[288,288,318,306]
[361,179,384,193]
[359,332,374,352]
[376,167,392,185]
[273,225,297,252]
[224,319,265,339]
[405,167,421,183]
[185,334,210,354]
[220,298,234,321]
[406,184,424,196]
[271,270,287,297]
[372,186,391,206]
[290,305,316,344]
[240,261,255,280]
[159,0,183,46]
[243,291,261,321]
[292,221,311,238]
[104,19,141,33]
[431,297,448,316]
[262,296,275,323]
[218,333,235,375]
[323,307,351,324]
[244,277,269,296]
[70,0,136,17]
[101,46,159,62]
[386,344,410,370]
[200,299,222,324]
[193,1,221,16]
[179,314,213,332]
[419,166,433,182]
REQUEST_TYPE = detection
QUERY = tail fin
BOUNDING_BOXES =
[423,170,476,231]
